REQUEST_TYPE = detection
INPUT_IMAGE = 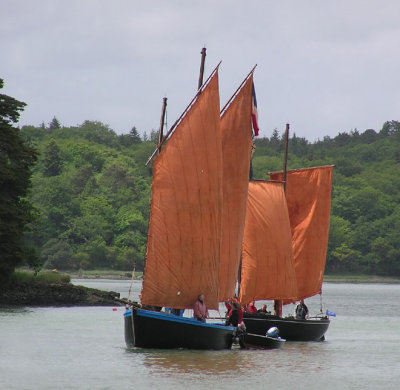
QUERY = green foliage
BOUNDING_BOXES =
[19,119,154,273]
[11,270,71,284]
[13,108,400,277]
[119,127,142,147]
[49,116,61,131]
[43,140,63,176]
[0,79,38,283]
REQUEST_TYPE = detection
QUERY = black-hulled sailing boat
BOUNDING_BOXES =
[124,64,235,350]
[124,60,259,350]
[240,127,333,341]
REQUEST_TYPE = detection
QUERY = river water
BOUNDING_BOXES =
[1,280,399,390]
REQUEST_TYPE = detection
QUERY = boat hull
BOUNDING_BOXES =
[124,308,235,350]
[243,314,330,341]
[244,333,285,349]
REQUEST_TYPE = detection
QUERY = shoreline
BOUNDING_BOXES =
[68,272,400,284]
[323,275,400,284]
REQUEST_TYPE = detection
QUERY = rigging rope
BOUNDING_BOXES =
[127,262,136,302]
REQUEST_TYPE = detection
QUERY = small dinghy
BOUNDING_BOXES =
[242,327,286,349]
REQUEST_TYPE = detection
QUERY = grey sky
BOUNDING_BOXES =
[1,1,399,141]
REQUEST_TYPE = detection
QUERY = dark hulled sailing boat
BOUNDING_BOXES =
[240,164,334,341]
[124,63,258,350]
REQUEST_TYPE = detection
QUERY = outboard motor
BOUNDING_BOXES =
[266,326,279,338]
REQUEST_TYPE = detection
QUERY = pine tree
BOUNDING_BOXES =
[48,116,61,131]
[43,140,63,176]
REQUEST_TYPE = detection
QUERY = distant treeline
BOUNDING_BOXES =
[20,119,400,276]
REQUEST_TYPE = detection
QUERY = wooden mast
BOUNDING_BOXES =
[198,47,207,90]
[157,97,167,154]
[274,123,289,317]
[282,123,289,191]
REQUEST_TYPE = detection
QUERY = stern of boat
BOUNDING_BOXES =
[124,308,135,348]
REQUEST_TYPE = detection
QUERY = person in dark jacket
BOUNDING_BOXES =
[295,300,309,319]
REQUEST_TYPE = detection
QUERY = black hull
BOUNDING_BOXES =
[243,314,330,341]
[124,308,235,350]
[244,333,285,349]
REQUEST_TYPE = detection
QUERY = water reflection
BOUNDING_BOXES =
[128,348,245,377]
[125,343,334,379]
[0,307,32,317]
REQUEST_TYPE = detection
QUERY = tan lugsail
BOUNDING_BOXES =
[239,181,298,304]
[270,166,334,300]
[141,71,222,310]
[218,75,254,302]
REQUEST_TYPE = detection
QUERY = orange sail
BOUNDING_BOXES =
[218,75,254,302]
[141,71,222,310]
[269,166,334,300]
[239,181,298,304]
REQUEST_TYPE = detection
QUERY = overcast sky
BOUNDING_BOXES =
[1,1,399,141]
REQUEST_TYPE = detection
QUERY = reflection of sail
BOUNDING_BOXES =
[239,181,298,304]
[142,350,243,376]
[218,75,254,302]
[141,71,222,310]
[269,166,334,300]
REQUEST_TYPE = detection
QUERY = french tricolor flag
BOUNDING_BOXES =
[251,82,259,136]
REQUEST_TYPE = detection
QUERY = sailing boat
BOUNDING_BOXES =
[124,65,235,349]
[124,63,257,350]
[240,151,334,341]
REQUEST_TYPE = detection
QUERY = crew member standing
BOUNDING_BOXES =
[193,294,209,322]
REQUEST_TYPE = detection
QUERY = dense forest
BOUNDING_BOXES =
[18,118,400,277]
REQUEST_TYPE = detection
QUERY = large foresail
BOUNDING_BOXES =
[239,181,298,304]
[218,75,254,302]
[269,166,334,300]
[141,70,222,310]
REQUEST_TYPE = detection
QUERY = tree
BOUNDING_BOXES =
[149,129,158,143]
[0,79,38,283]
[129,127,142,144]
[49,116,61,131]
[43,140,63,176]
[119,127,142,147]
[269,129,281,151]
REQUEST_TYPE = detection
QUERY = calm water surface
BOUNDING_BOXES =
[1,281,399,390]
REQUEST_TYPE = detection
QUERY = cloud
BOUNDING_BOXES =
[1,0,399,140]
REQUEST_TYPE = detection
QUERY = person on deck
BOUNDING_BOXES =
[257,304,270,314]
[193,294,209,322]
[295,300,309,320]
[245,301,257,314]
[226,302,246,331]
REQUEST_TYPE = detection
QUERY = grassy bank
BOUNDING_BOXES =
[14,269,400,284]
[11,270,71,285]
[64,269,143,280]
[324,274,400,283]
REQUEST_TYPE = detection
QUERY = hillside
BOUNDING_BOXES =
[20,120,400,276]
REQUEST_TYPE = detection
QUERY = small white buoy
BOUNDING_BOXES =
[177,291,181,295]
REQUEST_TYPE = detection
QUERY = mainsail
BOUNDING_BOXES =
[141,70,222,310]
[218,75,254,302]
[269,166,334,300]
[239,181,298,304]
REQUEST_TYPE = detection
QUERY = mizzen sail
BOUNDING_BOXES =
[269,166,334,300]
[239,181,298,304]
